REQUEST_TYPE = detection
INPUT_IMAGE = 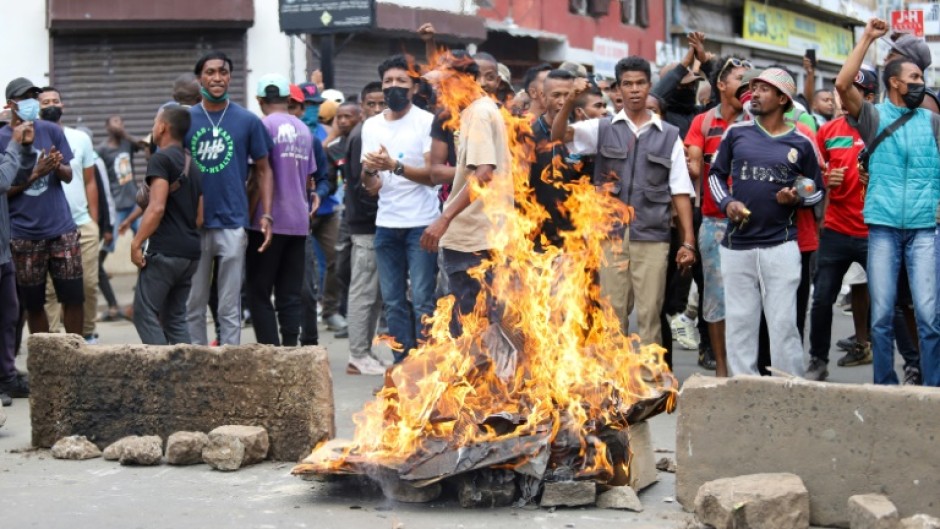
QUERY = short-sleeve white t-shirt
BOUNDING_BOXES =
[360,106,438,228]
[62,126,98,226]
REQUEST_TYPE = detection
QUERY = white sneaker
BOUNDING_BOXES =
[669,313,699,350]
[346,355,387,375]
[325,314,348,331]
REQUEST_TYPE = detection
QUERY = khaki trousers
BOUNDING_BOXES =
[46,221,99,335]
[599,232,669,345]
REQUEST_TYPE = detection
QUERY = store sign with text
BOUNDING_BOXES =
[742,0,852,62]
[279,0,375,34]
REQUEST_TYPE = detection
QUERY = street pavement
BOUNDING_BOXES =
[0,273,877,528]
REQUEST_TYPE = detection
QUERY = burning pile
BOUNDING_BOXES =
[292,53,677,503]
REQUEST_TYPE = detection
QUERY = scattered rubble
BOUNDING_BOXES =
[540,481,596,508]
[51,435,102,460]
[117,436,163,466]
[693,473,810,529]
[596,486,643,511]
[103,436,136,461]
[901,514,940,529]
[202,425,269,471]
[166,431,209,465]
[848,494,899,529]
[656,457,677,473]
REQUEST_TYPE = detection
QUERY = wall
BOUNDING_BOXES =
[479,0,665,60]
[245,0,309,114]
[0,1,51,88]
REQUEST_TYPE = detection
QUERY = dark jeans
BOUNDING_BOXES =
[0,261,19,380]
[374,226,438,362]
[246,231,306,346]
[809,229,868,362]
[133,253,198,345]
[442,248,493,337]
[98,250,118,308]
[660,212,710,369]
[336,214,352,317]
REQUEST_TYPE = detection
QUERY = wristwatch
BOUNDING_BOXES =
[393,160,405,176]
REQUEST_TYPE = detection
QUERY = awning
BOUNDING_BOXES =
[48,0,254,30]
[484,19,566,43]
[375,3,486,43]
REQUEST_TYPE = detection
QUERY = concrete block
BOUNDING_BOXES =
[203,425,268,470]
[848,494,900,529]
[597,486,643,511]
[628,420,658,491]
[902,514,940,529]
[28,334,334,461]
[166,431,209,465]
[540,480,596,507]
[676,375,940,527]
[693,473,810,529]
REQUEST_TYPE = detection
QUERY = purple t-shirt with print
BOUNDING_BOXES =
[253,112,317,236]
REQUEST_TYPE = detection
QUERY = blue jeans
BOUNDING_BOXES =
[868,225,940,386]
[374,227,438,362]
[102,206,141,253]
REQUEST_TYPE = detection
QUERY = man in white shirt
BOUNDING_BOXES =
[38,87,100,343]
[361,54,438,363]
[551,56,696,351]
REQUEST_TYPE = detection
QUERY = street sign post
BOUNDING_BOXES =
[891,9,925,37]
[278,0,375,34]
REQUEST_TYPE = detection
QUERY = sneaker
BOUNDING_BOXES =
[0,392,11,407]
[670,314,699,350]
[325,314,348,332]
[836,335,857,352]
[837,342,873,367]
[0,375,30,399]
[904,366,922,386]
[84,334,99,345]
[697,346,717,370]
[805,357,829,381]
[333,328,349,339]
[346,355,387,376]
[368,350,392,368]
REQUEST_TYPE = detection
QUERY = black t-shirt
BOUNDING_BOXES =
[145,145,202,260]
[430,112,457,167]
[529,114,586,247]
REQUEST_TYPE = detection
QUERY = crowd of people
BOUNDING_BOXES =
[2,18,939,406]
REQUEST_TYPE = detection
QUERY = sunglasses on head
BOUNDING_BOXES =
[719,58,753,79]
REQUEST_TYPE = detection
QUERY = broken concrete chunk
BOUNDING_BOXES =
[51,435,102,460]
[103,435,140,461]
[848,494,900,529]
[628,421,658,491]
[166,431,209,465]
[902,514,940,529]
[208,425,268,465]
[694,473,810,529]
[596,486,643,512]
[454,470,517,508]
[202,435,246,471]
[540,481,596,508]
[656,457,677,473]
[118,436,163,466]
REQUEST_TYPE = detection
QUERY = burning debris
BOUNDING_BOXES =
[292,51,678,504]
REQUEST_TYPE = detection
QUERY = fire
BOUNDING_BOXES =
[294,51,677,487]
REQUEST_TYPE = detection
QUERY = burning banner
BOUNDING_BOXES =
[293,51,677,501]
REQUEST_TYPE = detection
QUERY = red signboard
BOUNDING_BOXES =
[892,9,925,37]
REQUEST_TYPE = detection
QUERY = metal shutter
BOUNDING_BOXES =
[316,36,390,100]
[51,30,247,174]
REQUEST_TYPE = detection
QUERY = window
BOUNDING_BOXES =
[621,0,649,27]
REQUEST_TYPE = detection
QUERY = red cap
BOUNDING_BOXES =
[289,84,305,104]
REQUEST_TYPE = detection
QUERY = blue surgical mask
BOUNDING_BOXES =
[15,98,40,122]
[302,105,320,128]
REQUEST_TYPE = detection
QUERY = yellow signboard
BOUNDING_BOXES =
[743,0,853,62]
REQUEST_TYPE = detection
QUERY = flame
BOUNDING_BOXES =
[295,51,677,484]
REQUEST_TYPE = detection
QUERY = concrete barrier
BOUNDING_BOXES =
[676,375,940,527]
[28,334,334,461]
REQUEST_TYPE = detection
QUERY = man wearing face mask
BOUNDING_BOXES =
[836,18,940,387]
[360,54,437,364]
[0,78,81,343]
[298,83,328,142]
[37,87,100,344]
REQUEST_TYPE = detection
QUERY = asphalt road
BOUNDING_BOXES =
[0,273,877,528]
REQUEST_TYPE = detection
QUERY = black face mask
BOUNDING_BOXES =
[384,87,411,112]
[903,83,927,110]
[40,106,63,123]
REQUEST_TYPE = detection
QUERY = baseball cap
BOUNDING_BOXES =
[888,34,932,72]
[319,100,339,123]
[5,77,41,100]
[256,74,290,98]
[497,63,512,89]
[321,88,345,104]
[298,82,325,104]
[750,67,797,102]
[853,67,879,96]
[289,84,305,104]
